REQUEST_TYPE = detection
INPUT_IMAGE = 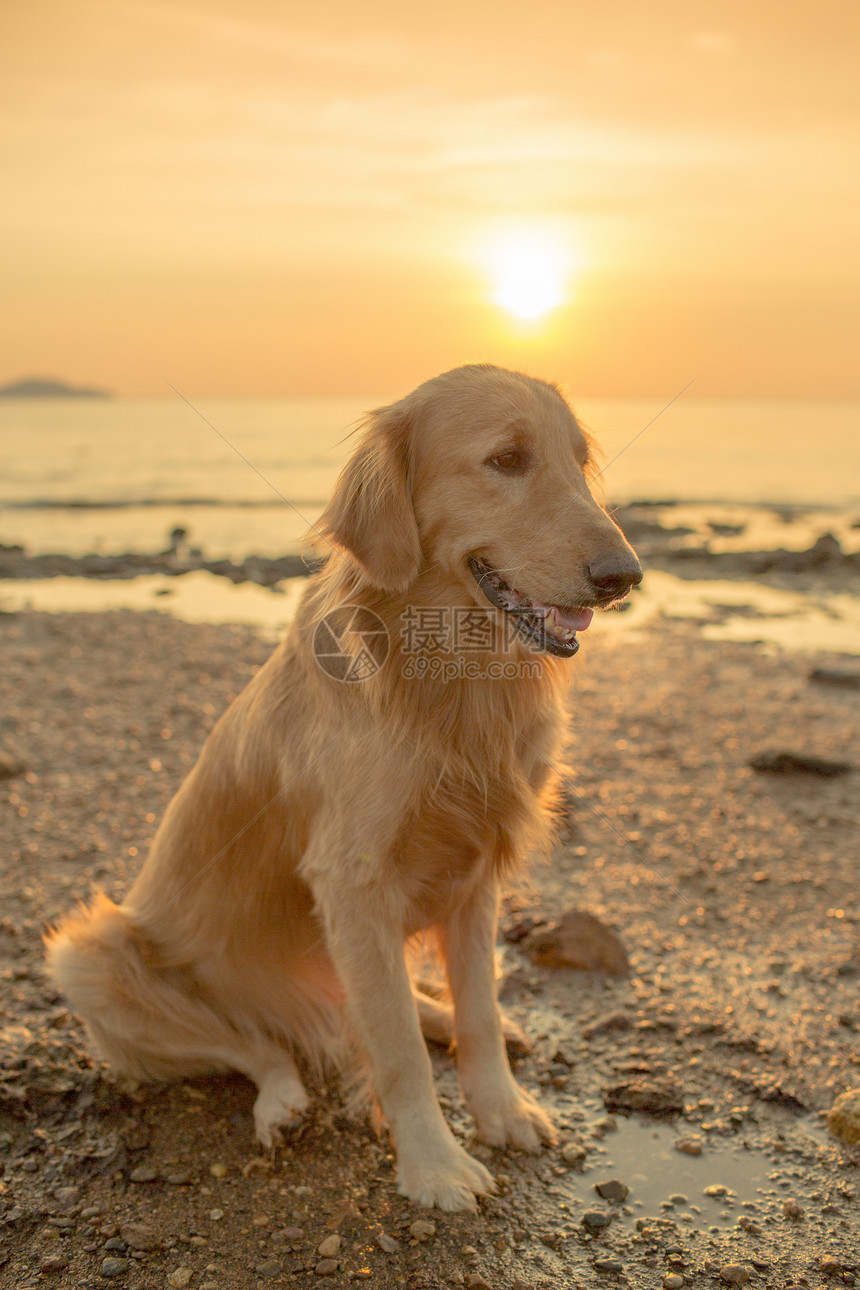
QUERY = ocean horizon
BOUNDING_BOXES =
[2,395,858,559]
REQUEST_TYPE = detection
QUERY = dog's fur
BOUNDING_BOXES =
[46,365,641,1211]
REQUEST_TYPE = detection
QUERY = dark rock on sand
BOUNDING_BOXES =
[749,751,853,778]
[526,909,629,975]
[603,1076,684,1115]
[809,667,860,690]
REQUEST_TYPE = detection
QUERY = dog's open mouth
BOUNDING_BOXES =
[468,557,594,658]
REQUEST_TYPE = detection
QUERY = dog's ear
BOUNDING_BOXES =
[317,402,421,593]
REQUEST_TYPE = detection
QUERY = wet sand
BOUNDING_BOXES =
[1,586,858,1287]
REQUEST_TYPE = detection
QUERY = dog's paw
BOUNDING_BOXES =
[472,1082,556,1153]
[397,1137,495,1212]
[253,1066,310,1148]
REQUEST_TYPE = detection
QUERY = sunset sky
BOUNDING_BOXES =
[1,0,858,397]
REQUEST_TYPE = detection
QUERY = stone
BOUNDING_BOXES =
[827,1088,860,1145]
[783,1199,805,1219]
[719,1266,750,1285]
[526,909,629,975]
[594,1259,624,1273]
[40,1255,70,1274]
[315,1259,339,1275]
[581,1210,611,1231]
[409,1219,436,1241]
[167,1270,193,1289]
[121,1222,161,1251]
[53,1185,81,1208]
[99,1258,130,1278]
[560,1141,587,1165]
[674,1136,703,1156]
[466,1276,493,1289]
[129,1165,158,1183]
[318,1234,341,1258]
[256,1260,283,1279]
[376,1230,400,1253]
[603,1076,684,1115]
[209,1161,228,1177]
[595,1179,629,1202]
[583,1011,634,1039]
[663,1278,685,1289]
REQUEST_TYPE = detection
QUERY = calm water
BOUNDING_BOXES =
[1,395,858,557]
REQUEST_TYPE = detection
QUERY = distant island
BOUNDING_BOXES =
[0,377,113,399]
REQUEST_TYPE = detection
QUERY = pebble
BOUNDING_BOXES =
[465,1276,493,1290]
[783,1199,804,1220]
[40,1254,70,1273]
[315,1258,339,1275]
[704,1184,729,1197]
[53,1185,81,1208]
[827,1088,860,1144]
[527,908,629,975]
[561,1141,587,1164]
[595,1179,629,1202]
[121,1222,160,1251]
[99,1258,130,1278]
[209,1161,228,1177]
[594,1259,624,1273]
[167,1270,193,1289]
[719,1266,750,1286]
[129,1165,158,1183]
[376,1230,400,1253]
[256,1259,283,1278]
[674,1136,703,1156]
[663,1278,685,1289]
[318,1234,342,1257]
[581,1210,611,1231]
[604,1076,684,1115]
[409,1219,436,1241]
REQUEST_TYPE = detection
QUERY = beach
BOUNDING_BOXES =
[1,515,859,1286]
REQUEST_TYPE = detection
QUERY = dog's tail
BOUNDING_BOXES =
[45,892,239,1080]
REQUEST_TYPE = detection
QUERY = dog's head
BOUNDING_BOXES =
[318,365,642,657]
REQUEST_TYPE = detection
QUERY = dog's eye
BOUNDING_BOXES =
[487,449,530,474]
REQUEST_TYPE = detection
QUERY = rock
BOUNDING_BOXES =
[749,750,852,778]
[663,1278,685,1289]
[809,667,860,690]
[560,1141,587,1165]
[256,1260,283,1279]
[0,755,26,781]
[376,1230,400,1253]
[315,1259,339,1275]
[466,1276,493,1289]
[526,909,629,975]
[99,1258,130,1278]
[318,1234,341,1258]
[820,1256,848,1275]
[40,1254,70,1273]
[128,1165,158,1183]
[827,1088,860,1144]
[409,1219,436,1241]
[595,1179,629,1202]
[603,1076,684,1115]
[594,1259,624,1273]
[719,1266,750,1285]
[674,1136,703,1156]
[209,1161,228,1177]
[581,1210,611,1231]
[582,1011,634,1039]
[166,1270,193,1289]
[121,1222,161,1251]
[53,1184,81,1208]
[783,1198,805,1219]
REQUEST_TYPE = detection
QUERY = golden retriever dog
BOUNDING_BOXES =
[46,365,641,1211]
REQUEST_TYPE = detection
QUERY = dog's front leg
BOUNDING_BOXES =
[321,899,495,1212]
[443,881,555,1151]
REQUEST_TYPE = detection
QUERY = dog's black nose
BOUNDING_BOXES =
[587,553,643,599]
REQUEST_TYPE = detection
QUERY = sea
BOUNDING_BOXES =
[2,395,859,560]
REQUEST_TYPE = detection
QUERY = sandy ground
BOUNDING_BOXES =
[1,594,859,1289]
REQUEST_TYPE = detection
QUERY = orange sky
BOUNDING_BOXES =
[1,0,858,397]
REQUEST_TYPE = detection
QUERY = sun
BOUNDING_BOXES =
[484,228,576,322]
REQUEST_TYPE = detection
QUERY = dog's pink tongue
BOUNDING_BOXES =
[535,604,594,632]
